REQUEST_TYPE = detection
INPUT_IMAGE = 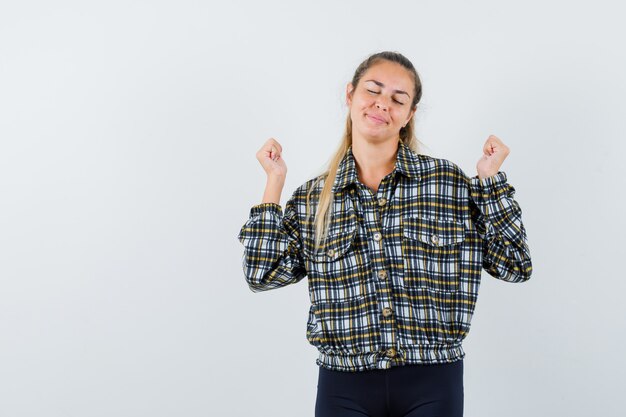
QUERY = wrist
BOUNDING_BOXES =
[266,175,286,184]
[476,172,498,180]
[262,176,285,205]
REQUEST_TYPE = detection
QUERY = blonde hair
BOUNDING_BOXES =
[306,51,424,251]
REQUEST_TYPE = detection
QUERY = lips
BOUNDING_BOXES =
[367,114,388,124]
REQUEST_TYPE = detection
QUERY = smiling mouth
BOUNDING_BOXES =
[367,114,387,124]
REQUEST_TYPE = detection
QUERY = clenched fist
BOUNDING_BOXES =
[256,138,287,179]
[476,135,510,179]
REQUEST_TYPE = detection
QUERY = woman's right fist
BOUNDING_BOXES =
[256,138,287,178]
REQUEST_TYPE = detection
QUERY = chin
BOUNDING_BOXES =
[357,125,388,139]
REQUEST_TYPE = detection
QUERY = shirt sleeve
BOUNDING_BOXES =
[468,171,533,282]
[236,193,307,293]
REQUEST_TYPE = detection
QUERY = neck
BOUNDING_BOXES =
[351,137,399,181]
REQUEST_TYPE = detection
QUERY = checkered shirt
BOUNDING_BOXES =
[237,142,532,372]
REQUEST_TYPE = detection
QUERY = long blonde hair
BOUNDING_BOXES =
[307,51,424,250]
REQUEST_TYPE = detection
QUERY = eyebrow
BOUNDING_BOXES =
[364,79,411,98]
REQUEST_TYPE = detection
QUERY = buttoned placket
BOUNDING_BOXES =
[354,171,403,370]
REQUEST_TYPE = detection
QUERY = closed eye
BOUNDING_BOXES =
[367,89,404,105]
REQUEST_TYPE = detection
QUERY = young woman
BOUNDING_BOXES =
[238,51,532,417]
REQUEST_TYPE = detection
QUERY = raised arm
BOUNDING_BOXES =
[236,138,307,292]
[466,134,532,282]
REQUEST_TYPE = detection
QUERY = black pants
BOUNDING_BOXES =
[315,359,464,417]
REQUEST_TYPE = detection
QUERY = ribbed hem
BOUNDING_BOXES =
[315,342,465,372]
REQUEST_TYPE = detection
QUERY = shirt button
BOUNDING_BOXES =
[326,248,335,258]
[377,270,388,280]
[385,348,397,358]
[378,197,387,207]
[430,234,440,245]
[373,232,382,242]
[382,307,393,318]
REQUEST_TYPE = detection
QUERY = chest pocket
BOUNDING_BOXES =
[401,215,466,292]
[302,224,357,263]
[301,219,365,303]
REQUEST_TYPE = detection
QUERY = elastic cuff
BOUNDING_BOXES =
[249,202,283,218]
[470,171,507,192]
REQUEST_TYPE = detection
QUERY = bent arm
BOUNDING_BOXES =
[237,195,307,292]
[468,171,533,282]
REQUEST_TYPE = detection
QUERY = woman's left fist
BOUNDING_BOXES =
[476,134,510,179]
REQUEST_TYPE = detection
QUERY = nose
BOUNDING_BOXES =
[375,97,389,111]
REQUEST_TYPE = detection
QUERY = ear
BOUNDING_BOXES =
[346,82,354,106]
[405,107,416,125]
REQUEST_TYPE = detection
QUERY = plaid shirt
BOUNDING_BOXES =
[237,142,532,372]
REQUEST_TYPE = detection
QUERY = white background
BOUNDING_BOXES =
[1,1,624,416]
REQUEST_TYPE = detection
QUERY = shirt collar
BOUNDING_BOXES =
[331,141,422,194]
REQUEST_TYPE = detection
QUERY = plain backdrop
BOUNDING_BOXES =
[1,1,624,416]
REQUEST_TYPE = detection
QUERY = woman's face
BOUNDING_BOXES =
[346,60,416,144]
